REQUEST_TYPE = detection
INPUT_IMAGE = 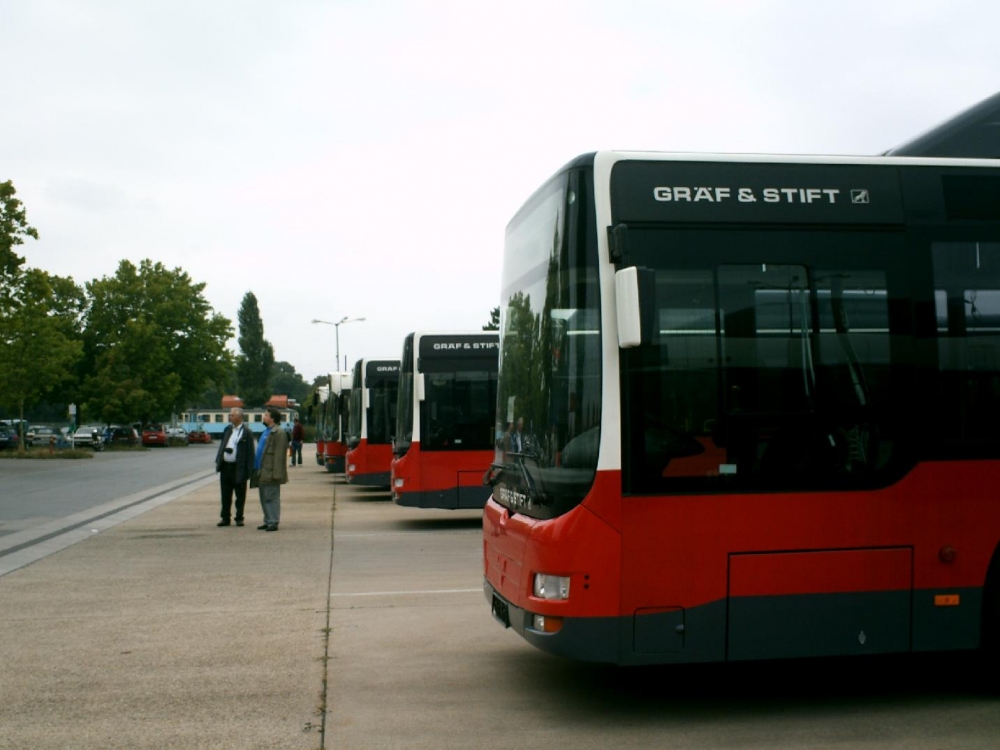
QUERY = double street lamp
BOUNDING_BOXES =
[311,316,366,372]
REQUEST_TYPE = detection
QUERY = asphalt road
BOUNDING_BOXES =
[0,443,216,533]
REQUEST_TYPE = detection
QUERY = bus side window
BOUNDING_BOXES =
[933,241,1000,447]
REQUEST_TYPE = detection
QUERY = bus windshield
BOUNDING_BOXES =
[348,360,363,449]
[397,332,499,456]
[492,167,602,519]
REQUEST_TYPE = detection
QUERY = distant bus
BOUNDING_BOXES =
[391,331,499,509]
[345,358,400,487]
[180,406,298,439]
[484,147,1000,667]
[319,371,353,473]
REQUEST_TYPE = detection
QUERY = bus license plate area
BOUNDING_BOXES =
[491,593,511,628]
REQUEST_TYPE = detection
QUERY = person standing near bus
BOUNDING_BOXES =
[508,417,527,452]
[255,407,289,532]
[215,407,255,527]
[290,417,304,466]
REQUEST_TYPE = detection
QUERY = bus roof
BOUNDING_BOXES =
[884,89,1000,158]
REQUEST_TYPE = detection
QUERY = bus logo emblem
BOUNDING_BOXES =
[851,189,870,204]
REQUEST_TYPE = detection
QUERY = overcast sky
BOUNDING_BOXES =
[3,1,999,384]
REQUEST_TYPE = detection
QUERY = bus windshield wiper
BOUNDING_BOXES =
[508,450,552,506]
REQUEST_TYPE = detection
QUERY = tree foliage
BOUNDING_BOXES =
[80,260,233,424]
[0,182,84,449]
[271,360,310,405]
[483,306,500,331]
[0,180,38,283]
[0,270,85,445]
[236,291,274,407]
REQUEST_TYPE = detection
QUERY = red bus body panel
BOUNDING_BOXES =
[345,440,393,486]
[324,440,348,472]
[484,461,1000,663]
[391,441,493,508]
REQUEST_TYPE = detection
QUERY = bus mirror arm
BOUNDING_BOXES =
[484,463,504,486]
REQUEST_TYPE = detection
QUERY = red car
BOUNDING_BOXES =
[187,428,212,444]
[142,424,168,446]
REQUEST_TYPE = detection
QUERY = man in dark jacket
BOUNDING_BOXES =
[290,417,305,466]
[214,407,256,527]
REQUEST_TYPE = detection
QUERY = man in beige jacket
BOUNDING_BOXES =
[254,407,289,531]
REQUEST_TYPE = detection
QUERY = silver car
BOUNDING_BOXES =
[71,425,104,448]
[28,426,57,446]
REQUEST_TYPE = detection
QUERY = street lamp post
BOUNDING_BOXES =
[311,316,366,371]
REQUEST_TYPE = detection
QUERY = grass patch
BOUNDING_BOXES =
[0,449,94,459]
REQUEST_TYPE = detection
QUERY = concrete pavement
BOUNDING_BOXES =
[0,445,337,750]
[4,445,998,750]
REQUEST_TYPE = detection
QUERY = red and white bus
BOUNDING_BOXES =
[345,357,400,487]
[319,371,353,473]
[483,142,1000,666]
[391,331,499,509]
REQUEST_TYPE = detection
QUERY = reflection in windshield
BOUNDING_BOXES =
[493,169,601,518]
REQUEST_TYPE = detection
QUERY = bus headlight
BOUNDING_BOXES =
[394,478,404,488]
[533,573,570,600]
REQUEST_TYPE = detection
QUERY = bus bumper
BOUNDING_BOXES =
[394,486,490,510]
[483,579,620,663]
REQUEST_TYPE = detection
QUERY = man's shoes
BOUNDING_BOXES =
[217,520,230,527]
[266,525,278,532]
[257,524,269,530]
[235,519,244,526]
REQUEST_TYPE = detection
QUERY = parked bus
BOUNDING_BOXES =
[391,331,499,508]
[320,371,353,473]
[483,143,1000,667]
[345,358,400,487]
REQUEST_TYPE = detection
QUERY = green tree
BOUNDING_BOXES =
[0,180,37,284]
[236,291,274,407]
[483,306,500,331]
[0,270,85,449]
[80,260,233,425]
[270,360,310,405]
[0,182,84,450]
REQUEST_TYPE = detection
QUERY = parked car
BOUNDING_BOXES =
[187,428,212,444]
[106,425,140,446]
[71,425,105,448]
[165,426,187,445]
[0,424,19,450]
[142,424,168,446]
[28,426,57,447]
